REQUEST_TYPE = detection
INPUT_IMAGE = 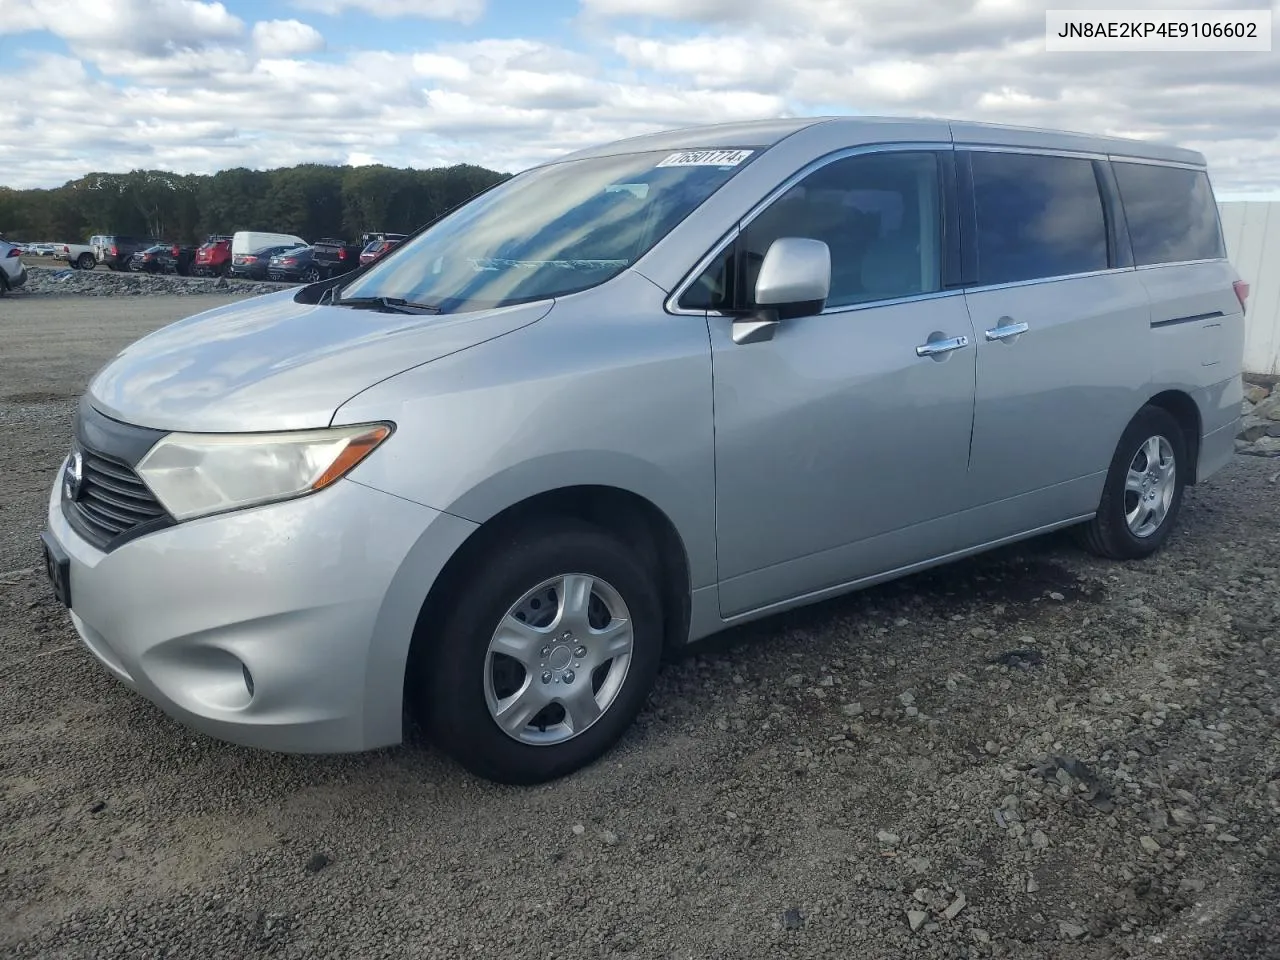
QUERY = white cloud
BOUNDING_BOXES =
[289,0,485,22]
[0,0,245,53]
[1,0,1278,197]
[252,20,326,57]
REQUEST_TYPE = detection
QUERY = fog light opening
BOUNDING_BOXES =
[242,663,255,698]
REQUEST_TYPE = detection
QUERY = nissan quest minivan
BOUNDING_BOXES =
[41,117,1245,784]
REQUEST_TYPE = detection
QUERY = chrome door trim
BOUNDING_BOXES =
[956,143,1107,162]
[984,320,1030,341]
[915,334,969,357]
[1106,155,1209,171]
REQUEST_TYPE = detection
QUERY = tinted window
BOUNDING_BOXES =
[681,151,942,311]
[971,152,1108,285]
[1113,162,1224,265]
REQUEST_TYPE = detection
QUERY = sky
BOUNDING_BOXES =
[1,0,1278,196]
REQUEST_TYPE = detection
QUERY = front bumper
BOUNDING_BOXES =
[44,470,477,753]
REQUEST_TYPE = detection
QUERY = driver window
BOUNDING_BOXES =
[680,151,943,312]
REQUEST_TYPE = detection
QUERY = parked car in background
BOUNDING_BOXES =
[56,240,99,270]
[265,245,319,282]
[230,244,299,281]
[96,236,159,271]
[192,235,234,276]
[310,238,364,278]
[358,234,407,265]
[27,242,58,257]
[231,231,307,263]
[161,243,198,276]
[0,239,28,295]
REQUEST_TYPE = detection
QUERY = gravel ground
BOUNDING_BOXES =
[1,294,1278,960]
[11,261,298,297]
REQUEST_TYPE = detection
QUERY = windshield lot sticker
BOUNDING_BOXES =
[656,149,754,168]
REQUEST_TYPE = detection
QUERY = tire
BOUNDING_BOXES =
[302,267,321,283]
[76,253,95,270]
[1074,405,1187,560]
[417,519,663,784]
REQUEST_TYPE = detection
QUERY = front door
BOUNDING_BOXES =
[688,149,980,618]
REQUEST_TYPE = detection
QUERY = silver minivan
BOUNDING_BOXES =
[41,117,1246,783]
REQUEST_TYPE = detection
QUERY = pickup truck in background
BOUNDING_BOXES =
[56,237,103,270]
[310,238,363,279]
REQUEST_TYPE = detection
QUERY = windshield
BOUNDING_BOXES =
[338,147,759,313]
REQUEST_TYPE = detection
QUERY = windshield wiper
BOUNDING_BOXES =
[334,295,441,314]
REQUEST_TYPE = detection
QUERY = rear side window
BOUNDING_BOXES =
[971,152,1109,285]
[1112,162,1225,265]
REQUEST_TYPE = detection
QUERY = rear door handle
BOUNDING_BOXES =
[984,320,1030,341]
[915,335,969,357]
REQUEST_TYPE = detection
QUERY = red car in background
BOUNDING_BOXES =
[192,235,233,276]
[358,233,407,266]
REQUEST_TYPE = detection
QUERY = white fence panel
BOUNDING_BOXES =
[1219,201,1280,376]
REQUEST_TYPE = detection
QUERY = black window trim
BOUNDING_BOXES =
[665,140,961,317]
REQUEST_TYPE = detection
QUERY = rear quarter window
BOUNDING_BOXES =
[1112,161,1225,265]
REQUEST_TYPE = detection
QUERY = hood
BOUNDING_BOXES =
[88,289,551,432]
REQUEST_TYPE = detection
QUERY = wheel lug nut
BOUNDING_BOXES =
[540,646,551,658]
[541,671,552,684]
[574,645,587,658]
[561,631,573,641]
[563,670,575,684]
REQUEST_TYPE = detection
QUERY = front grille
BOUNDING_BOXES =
[66,448,169,550]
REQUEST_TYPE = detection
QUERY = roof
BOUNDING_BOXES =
[548,115,1205,168]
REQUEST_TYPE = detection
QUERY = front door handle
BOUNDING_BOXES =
[985,320,1030,341]
[915,334,969,358]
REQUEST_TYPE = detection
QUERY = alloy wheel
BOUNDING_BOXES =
[1124,435,1176,538]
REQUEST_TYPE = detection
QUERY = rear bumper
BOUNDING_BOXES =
[9,264,28,288]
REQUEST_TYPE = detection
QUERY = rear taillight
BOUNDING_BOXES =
[5,248,19,258]
[282,258,296,265]
[338,248,347,260]
[109,245,118,256]
[171,245,180,256]
[1234,279,1249,315]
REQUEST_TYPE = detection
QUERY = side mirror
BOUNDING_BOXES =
[734,237,831,345]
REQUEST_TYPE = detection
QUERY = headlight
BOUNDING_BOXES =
[135,423,392,521]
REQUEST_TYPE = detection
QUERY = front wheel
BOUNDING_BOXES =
[417,520,663,784]
[1075,405,1188,560]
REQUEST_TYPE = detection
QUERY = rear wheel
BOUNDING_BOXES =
[1075,405,1187,560]
[302,266,321,283]
[417,520,663,784]
[76,253,95,270]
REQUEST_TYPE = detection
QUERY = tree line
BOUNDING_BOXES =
[0,162,511,245]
